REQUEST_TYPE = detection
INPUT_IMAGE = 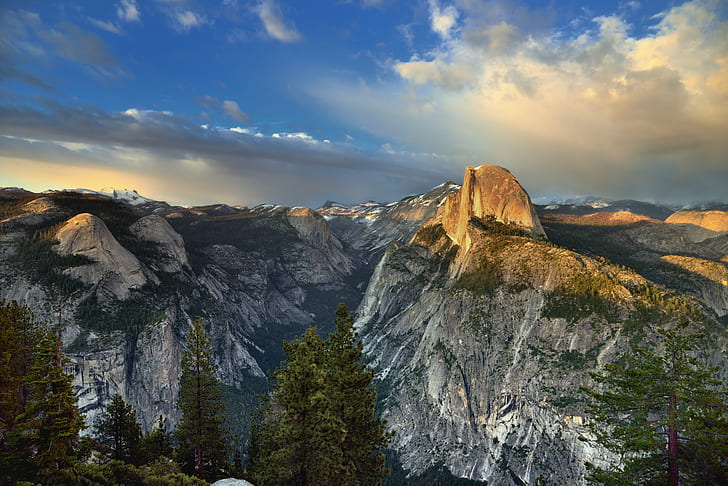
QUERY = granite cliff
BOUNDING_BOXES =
[354,167,727,484]
[0,170,726,484]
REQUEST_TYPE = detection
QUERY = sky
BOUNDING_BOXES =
[0,0,726,208]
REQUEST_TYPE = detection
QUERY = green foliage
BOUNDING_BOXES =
[453,256,503,296]
[76,459,208,486]
[382,450,485,485]
[248,303,392,486]
[414,223,447,247]
[582,324,728,485]
[557,349,588,370]
[16,223,91,297]
[175,317,230,481]
[0,301,44,482]
[542,273,619,323]
[470,215,529,238]
[326,304,392,484]
[4,320,84,484]
[93,394,144,465]
[73,290,164,338]
[0,193,37,221]
[141,415,174,464]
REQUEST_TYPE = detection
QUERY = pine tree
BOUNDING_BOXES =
[326,303,391,485]
[249,327,344,486]
[9,330,84,483]
[141,414,174,463]
[583,323,728,485]
[248,303,392,486]
[94,394,144,465]
[175,317,229,481]
[0,300,43,481]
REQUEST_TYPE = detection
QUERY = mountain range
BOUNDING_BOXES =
[1,165,726,484]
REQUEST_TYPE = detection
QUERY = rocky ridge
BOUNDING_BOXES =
[665,210,728,233]
[55,213,151,300]
[1,179,727,484]
[355,167,727,484]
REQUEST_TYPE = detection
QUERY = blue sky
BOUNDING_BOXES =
[0,0,726,207]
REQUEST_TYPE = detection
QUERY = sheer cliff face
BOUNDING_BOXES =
[440,165,545,253]
[0,194,363,433]
[356,167,727,484]
[1,178,726,484]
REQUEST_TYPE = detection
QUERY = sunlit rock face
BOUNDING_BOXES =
[55,213,148,300]
[1,176,727,485]
[355,165,727,484]
[440,165,546,253]
[666,210,728,233]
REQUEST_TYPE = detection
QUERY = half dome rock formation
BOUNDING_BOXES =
[54,213,148,299]
[440,165,545,251]
[665,210,728,233]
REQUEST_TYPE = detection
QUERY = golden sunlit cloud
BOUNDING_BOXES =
[315,0,727,202]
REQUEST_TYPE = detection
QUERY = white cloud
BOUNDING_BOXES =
[123,108,173,121]
[228,126,251,134]
[255,0,301,43]
[173,10,209,32]
[116,0,140,23]
[88,18,122,34]
[310,0,728,203]
[429,1,459,39]
[0,103,446,208]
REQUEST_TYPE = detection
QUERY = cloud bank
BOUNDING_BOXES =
[0,99,449,207]
[313,0,728,203]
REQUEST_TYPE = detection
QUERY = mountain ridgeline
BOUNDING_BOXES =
[0,166,726,484]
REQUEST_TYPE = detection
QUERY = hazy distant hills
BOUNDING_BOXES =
[1,172,726,485]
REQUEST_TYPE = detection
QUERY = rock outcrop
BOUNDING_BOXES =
[355,165,727,484]
[321,182,460,254]
[440,165,545,253]
[55,213,148,300]
[544,211,657,226]
[666,210,728,233]
[130,214,189,273]
[1,177,727,485]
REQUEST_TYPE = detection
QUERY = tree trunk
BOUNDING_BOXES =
[667,393,678,486]
[196,442,205,479]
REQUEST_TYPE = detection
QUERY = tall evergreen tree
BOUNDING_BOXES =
[326,303,391,485]
[94,394,144,465]
[0,300,43,480]
[175,317,229,481]
[9,330,84,483]
[583,323,728,485]
[248,303,391,486]
[249,327,343,486]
